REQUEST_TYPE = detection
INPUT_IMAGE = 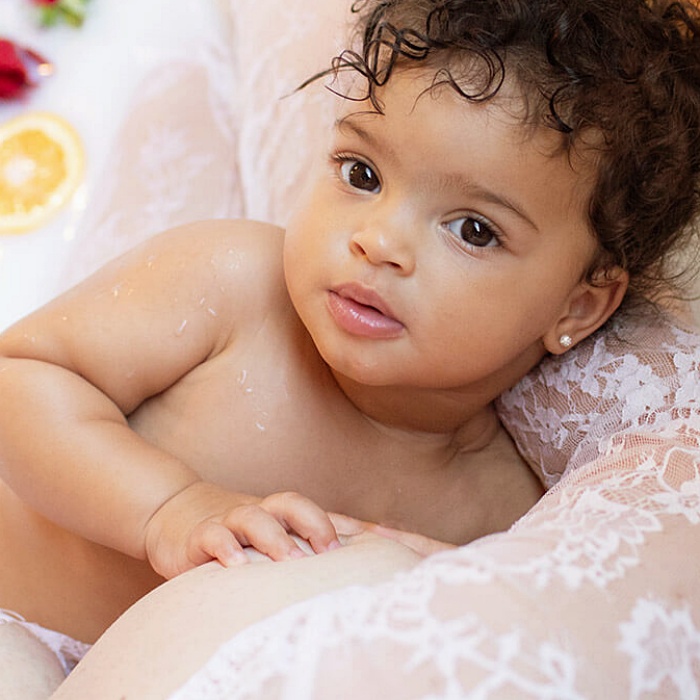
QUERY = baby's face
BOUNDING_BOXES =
[284,68,600,397]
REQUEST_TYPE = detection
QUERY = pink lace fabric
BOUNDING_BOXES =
[498,310,700,489]
[169,309,700,699]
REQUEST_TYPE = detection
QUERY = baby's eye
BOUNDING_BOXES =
[445,216,500,248]
[339,159,381,193]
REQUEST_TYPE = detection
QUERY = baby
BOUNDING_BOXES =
[0,0,698,695]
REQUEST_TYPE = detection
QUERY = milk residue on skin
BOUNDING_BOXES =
[224,249,243,271]
[175,319,188,337]
[236,368,269,432]
[173,290,223,338]
[109,282,135,300]
[198,296,217,317]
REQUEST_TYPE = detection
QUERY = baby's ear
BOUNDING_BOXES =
[543,267,629,355]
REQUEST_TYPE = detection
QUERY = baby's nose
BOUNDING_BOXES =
[349,224,416,274]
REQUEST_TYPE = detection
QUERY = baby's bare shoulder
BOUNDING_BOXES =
[145,218,285,282]
[0,219,291,414]
[119,218,289,317]
[166,217,284,252]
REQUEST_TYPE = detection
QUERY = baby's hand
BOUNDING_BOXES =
[329,513,456,558]
[144,482,341,579]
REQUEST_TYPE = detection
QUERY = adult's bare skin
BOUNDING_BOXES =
[0,623,65,700]
[52,521,439,700]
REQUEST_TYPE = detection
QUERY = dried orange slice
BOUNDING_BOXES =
[0,112,84,234]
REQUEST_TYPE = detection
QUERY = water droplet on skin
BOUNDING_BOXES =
[197,297,218,317]
[175,319,188,337]
[225,249,243,271]
[255,421,266,432]
[237,370,254,394]
[146,256,156,270]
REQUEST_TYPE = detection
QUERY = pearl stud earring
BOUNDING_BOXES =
[559,334,573,348]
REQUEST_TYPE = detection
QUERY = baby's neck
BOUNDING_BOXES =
[332,371,502,454]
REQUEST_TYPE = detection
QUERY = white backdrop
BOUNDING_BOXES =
[0,0,231,330]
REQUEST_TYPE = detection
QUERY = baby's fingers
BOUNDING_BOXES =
[187,520,248,569]
[369,523,456,558]
[261,492,341,554]
[223,504,310,561]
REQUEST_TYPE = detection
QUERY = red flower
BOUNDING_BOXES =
[32,0,61,5]
[0,40,52,101]
[0,40,31,99]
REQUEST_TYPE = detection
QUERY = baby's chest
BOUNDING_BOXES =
[129,341,376,498]
[128,336,514,540]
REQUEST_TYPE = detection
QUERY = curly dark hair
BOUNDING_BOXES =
[314,0,700,303]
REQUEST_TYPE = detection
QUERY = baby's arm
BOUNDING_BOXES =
[0,219,337,578]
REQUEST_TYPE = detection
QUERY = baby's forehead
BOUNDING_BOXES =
[331,68,569,153]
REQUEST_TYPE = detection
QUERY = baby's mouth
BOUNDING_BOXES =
[327,285,404,338]
[333,283,398,321]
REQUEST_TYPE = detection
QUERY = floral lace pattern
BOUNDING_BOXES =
[169,307,700,698]
[498,311,700,488]
[620,598,700,699]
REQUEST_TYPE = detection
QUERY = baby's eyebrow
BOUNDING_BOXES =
[454,181,540,234]
[334,116,397,161]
